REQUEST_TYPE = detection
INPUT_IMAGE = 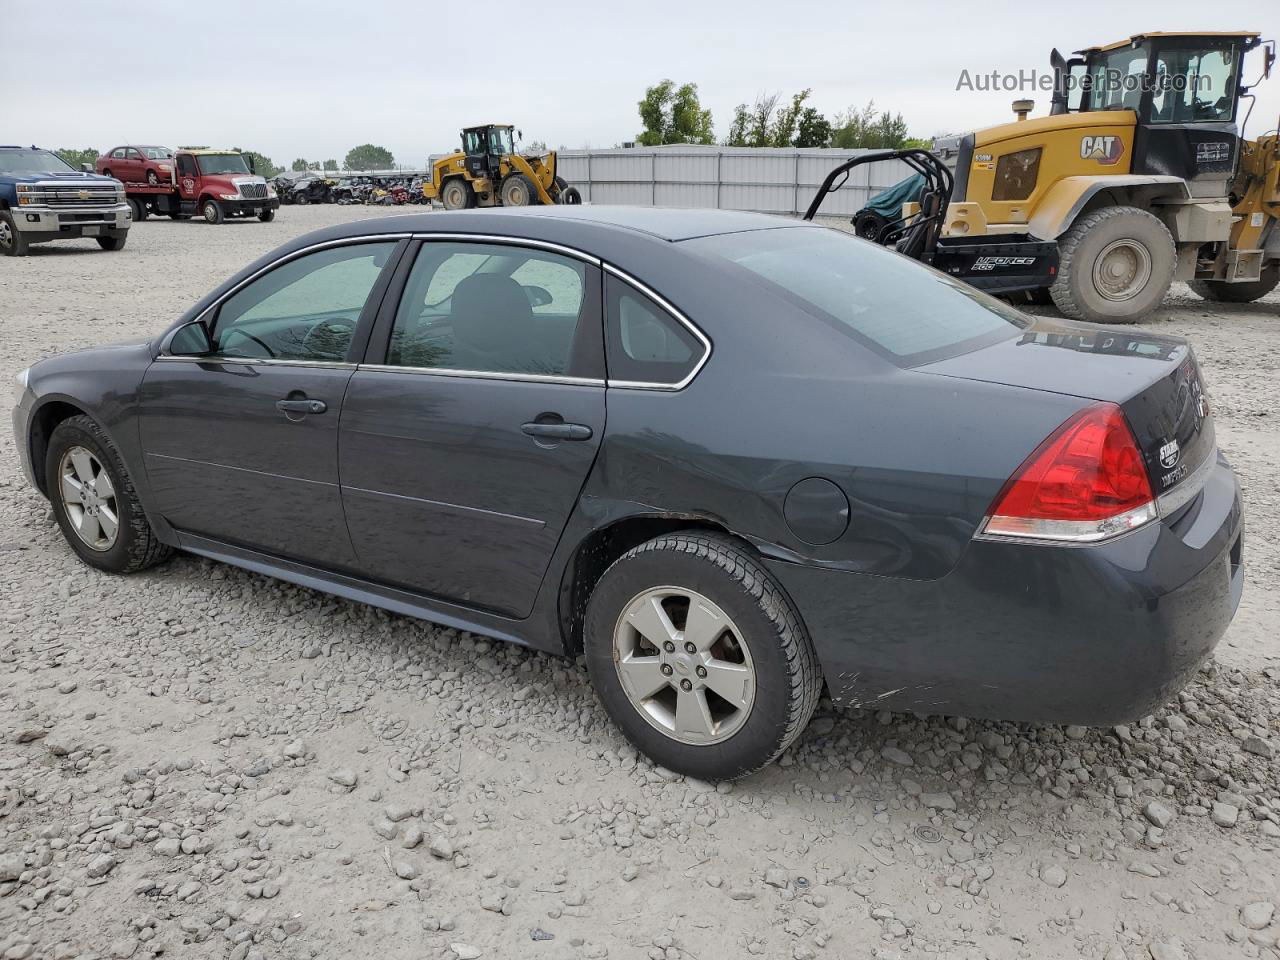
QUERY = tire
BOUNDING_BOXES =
[101,169,112,179]
[202,199,225,225]
[146,170,159,185]
[95,232,127,251]
[1189,265,1279,304]
[500,174,539,207]
[853,211,889,242]
[0,211,30,256]
[259,209,276,223]
[584,531,821,780]
[1049,205,1175,324]
[440,178,474,211]
[296,193,310,205]
[45,415,172,575]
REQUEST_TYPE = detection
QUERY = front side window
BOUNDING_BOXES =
[1149,44,1238,123]
[386,241,599,377]
[604,276,705,386]
[1085,45,1150,112]
[686,227,1027,366]
[176,155,196,177]
[210,242,397,362]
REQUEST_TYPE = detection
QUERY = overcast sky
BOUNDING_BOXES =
[3,0,1276,167]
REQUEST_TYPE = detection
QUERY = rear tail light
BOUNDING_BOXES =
[982,403,1157,543]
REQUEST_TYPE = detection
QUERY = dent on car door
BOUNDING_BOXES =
[339,238,606,618]
[138,239,405,567]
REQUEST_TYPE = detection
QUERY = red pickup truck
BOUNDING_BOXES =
[118,148,279,224]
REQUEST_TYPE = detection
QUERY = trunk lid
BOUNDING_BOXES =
[917,317,1215,499]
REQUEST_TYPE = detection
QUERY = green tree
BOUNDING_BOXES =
[769,90,812,147]
[637,80,715,146]
[830,102,914,149]
[323,159,338,171]
[55,147,98,170]
[794,107,833,148]
[291,157,310,172]
[724,105,752,147]
[344,144,395,171]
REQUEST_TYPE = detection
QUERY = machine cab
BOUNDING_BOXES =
[1053,32,1267,191]
[461,124,515,179]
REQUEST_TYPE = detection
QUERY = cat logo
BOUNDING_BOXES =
[1159,439,1180,469]
[1080,135,1125,165]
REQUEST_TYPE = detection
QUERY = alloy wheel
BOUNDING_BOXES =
[58,446,119,551]
[612,586,756,745]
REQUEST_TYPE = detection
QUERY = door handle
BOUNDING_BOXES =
[521,421,592,441]
[277,398,327,415]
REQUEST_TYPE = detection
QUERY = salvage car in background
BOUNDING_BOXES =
[11,207,1243,779]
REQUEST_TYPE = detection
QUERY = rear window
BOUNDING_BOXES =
[685,227,1027,365]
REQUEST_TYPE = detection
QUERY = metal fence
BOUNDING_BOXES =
[555,147,915,216]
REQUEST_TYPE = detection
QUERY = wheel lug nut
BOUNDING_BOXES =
[684,642,696,654]
[679,679,693,691]
[661,664,673,676]
[663,641,675,653]
[696,666,707,678]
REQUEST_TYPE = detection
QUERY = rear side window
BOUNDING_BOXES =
[685,227,1027,366]
[605,275,705,386]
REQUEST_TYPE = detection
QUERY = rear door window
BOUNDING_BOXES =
[604,275,706,386]
[684,227,1027,366]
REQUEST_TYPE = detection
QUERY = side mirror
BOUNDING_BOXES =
[168,319,214,357]
[246,155,256,173]
[80,163,93,172]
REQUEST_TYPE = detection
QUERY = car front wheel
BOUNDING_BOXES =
[45,415,172,574]
[202,200,225,224]
[584,531,821,780]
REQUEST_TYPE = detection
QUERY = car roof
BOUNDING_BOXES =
[340,205,809,243]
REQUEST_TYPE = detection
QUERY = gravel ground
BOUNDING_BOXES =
[2,205,1279,960]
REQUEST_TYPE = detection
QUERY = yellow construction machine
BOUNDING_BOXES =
[423,124,582,210]
[807,32,1279,323]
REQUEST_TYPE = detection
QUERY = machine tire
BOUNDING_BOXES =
[202,199,225,225]
[440,177,475,210]
[1049,205,1175,324]
[259,209,276,223]
[500,174,539,207]
[45,415,173,575]
[0,211,30,256]
[1189,266,1279,304]
[96,232,128,251]
[853,211,889,242]
[584,531,821,780]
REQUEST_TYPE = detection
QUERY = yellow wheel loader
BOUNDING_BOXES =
[807,32,1279,324]
[423,125,582,210]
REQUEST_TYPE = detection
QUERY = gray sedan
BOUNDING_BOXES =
[12,206,1243,779]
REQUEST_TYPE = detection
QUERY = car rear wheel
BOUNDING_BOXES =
[202,199,225,225]
[45,415,172,574]
[0,211,30,257]
[1189,265,1279,304]
[584,531,821,780]
[1050,206,1175,324]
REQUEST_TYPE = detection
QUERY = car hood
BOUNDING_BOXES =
[3,171,120,184]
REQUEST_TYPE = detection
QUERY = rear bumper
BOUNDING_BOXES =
[768,453,1244,725]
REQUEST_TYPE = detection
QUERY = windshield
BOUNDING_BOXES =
[685,227,1028,366]
[196,154,251,175]
[0,149,76,176]
[142,147,173,160]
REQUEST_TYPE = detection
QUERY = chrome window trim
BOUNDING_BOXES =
[153,356,357,371]
[408,232,602,266]
[602,263,711,392]
[357,363,604,388]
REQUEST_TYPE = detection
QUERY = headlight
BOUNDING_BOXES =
[159,164,172,172]
[14,368,30,403]
[219,193,239,201]
[16,184,34,206]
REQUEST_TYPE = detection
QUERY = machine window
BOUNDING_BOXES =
[1150,45,1238,123]
[992,148,1042,201]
